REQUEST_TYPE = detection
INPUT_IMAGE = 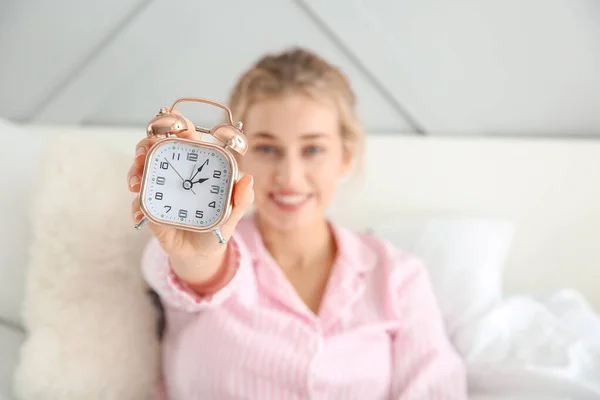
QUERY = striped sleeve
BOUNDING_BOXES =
[141,234,249,313]
[388,252,468,399]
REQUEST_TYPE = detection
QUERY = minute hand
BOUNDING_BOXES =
[190,159,209,182]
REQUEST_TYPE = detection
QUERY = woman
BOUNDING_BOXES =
[127,47,467,399]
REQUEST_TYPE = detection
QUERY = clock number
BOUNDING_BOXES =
[178,209,187,218]
[172,152,181,161]
[187,152,198,162]
[155,192,163,200]
[208,201,216,208]
[210,185,219,194]
[156,176,165,185]
[160,161,169,170]
[164,205,171,213]
[213,170,222,179]
[195,210,203,218]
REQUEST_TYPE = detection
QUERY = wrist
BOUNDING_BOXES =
[168,245,229,286]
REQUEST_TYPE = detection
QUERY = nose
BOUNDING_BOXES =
[275,153,303,187]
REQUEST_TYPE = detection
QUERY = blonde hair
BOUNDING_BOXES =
[227,47,365,172]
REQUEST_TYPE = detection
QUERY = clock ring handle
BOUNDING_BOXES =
[170,97,248,156]
[170,97,235,126]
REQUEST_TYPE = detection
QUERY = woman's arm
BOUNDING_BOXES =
[141,232,250,313]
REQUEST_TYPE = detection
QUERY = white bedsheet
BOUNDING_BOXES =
[458,289,600,399]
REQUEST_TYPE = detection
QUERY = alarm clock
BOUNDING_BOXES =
[134,97,248,245]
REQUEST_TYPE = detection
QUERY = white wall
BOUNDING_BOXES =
[306,0,600,135]
[1,0,599,137]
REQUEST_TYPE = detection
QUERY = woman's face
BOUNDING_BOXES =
[239,94,351,232]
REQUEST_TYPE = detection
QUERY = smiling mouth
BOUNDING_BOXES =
[273,194,309,204]
[269,193,312,211]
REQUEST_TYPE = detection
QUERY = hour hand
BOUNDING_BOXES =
[192,177,209,185]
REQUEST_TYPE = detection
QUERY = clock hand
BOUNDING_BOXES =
[198,158,209,171]
[190,159,209,182]
[191,177,209,185]
[188,163,198,180]
[164,157,196,195]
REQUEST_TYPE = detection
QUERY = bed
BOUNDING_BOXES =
[1,117,599,399]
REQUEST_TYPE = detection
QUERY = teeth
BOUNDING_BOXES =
[273,194,307,205]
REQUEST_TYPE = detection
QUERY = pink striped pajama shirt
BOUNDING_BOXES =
[142,215,467,399]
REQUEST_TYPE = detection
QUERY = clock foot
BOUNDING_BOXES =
[134,216,149,230]
[213,228,226,245]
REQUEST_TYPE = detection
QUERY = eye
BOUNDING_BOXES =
[254,145,277,154]
[303,146,323,156]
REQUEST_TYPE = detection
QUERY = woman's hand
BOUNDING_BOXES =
[126,108,254,285]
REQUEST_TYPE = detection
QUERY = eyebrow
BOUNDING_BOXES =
[250,131,330,140]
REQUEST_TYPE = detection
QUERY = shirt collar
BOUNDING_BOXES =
[235,213,377,274]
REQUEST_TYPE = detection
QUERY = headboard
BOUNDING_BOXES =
[6,123,600,313]
[341,134,600,311]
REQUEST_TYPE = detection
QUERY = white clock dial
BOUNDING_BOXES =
[142,140,232,228]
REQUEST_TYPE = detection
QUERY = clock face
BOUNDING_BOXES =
[142,140,233,228]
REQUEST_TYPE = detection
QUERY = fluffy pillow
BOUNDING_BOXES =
[0,118,51,328]
[13,134,161,399]
[370,217,514,342]
[0,323,24,399]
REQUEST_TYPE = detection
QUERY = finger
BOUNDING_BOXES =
[223,175,254,234]
[131,195,165,238]
[233,175,255,210]
[126,162,143,192]
[134,137,163,166]
[130,136,167,191]
[131,195,143,224]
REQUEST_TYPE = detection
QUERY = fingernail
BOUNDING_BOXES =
[246,178,254,202]
[135,146,146,158]
[133,211,143,222]
[129,175,140,188]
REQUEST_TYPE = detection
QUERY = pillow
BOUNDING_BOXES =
[0,322,25,399]
[370,217,515,342]
[13,134,161,399]
[0,119,51,328]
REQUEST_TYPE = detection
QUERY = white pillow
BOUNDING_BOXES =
[0,119,51,327]
[0,323,25,399]
[370,217,515,341]
[13,134,161,399]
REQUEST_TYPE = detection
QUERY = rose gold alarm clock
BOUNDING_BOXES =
[134,97,248,245]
